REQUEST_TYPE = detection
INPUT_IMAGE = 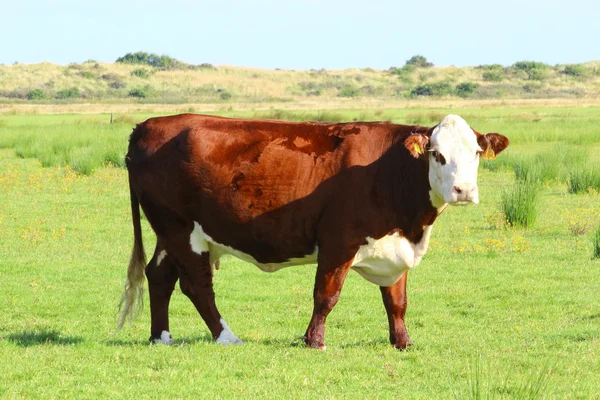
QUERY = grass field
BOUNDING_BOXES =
[1,107,599,398]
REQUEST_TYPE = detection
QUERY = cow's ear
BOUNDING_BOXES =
[405,134,430,159]
[477,133,509,160]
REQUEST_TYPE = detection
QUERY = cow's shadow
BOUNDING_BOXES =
[7,329,84,347]
[103,333,214,347]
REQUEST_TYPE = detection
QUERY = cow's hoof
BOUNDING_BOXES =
[150,330,174,345]
[303,336,326,350]
[392,340,413,350]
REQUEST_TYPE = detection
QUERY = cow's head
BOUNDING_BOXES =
[405,114,509,207]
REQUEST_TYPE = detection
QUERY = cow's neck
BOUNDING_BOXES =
[379,149,439,243]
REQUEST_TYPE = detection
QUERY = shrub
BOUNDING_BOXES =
[410,81,453,97]
[482,70,504,82]
[79,71,95,79]
[56,87,81,99]
[131,68,151,78]
[455,82,479,98]
[501,182,540,228]
[116,51,187,70]
[101,73,121,81]
[476,64,504,70]
[26,89,47,100]
[513,61,548,81]
[561,64,588,77]
[513,61,549,71]
[338,84,361,97]
[219,90,232,100]
[128,87,148,98]
[405,55,433,68]
[108,80,127,89]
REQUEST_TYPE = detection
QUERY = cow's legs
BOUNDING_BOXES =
[303,259,352,349]
[146,243,178,344]
[380,272,413,349]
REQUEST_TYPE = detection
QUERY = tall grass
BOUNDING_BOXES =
[0,117,130,175]
[451,356,551,399]
[501,182,541,228]
[593,225,600,259]
[567,168,600,194]
[511,146,588,184]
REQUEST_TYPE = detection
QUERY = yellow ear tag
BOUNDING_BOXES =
[413,143,423,155]
[482,147,496,160]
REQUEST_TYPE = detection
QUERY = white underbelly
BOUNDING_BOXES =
[190,221,432,280]
[350,226,433,286]
[190,221,317,272]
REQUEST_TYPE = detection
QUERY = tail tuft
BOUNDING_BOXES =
[117,178,147,330]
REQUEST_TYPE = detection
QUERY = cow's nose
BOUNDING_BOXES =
[453,184,477,202]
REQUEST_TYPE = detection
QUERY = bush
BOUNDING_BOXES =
[131,68,151,78]
[219,90,232,100]
[513,61,548,81]
[56,87,81,99]
[128,87,149,98]
[561,64,588,77]
[338,84,361,97]
[405,55,433,68]
[101,73,121,81]
[476,64,504,70]
[501,182,540,228]
[26,89,47,100]
[455,82,479,98]
[79,71,95,79]
[410,81,453,97]
[482,70,504,82]
[116,51,187,70]
[108,80,127,89]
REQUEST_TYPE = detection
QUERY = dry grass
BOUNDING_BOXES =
[2,61,599,107]
[3,97,600,116]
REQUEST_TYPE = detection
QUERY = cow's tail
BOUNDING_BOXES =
[117,177,147,330]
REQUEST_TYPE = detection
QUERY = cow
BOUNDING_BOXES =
[118,113,508,349]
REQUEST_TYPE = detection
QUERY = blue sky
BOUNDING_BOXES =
[2,0,598,70]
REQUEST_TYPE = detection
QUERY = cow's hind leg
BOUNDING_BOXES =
[380,272,413,349]
[146,242,178,344]
[171,222,242,345]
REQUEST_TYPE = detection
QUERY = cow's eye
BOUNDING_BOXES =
[431,150,447,165]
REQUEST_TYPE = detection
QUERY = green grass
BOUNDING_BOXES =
[1,108,600,398]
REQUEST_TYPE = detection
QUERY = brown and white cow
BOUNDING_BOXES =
[118,113,508,349]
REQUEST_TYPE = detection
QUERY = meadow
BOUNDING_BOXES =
[1,106,599,398]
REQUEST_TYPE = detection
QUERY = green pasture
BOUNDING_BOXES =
[1,108,599,398]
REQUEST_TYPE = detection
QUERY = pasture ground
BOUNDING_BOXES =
[0,107,599,398]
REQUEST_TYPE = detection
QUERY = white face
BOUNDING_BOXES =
[428,115,482,206]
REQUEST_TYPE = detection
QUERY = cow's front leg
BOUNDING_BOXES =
[380,272,412,349]
[303,259,352,350]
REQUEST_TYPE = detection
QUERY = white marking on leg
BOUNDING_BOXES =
[156,250,167,266]
[152,330,174,345]
[216,318,243,346]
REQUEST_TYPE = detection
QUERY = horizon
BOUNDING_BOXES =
[2,0,598,70]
